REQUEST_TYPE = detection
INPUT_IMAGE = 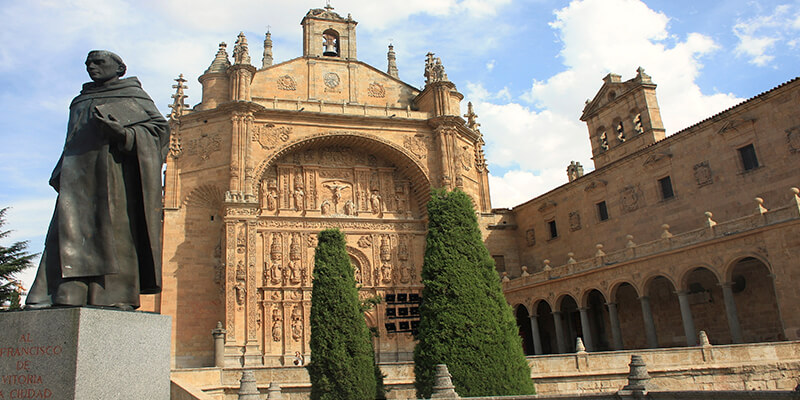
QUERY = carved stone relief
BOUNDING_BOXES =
[271,306,282,342]
[620,185,643,213]
[256,123,291,150]
[459,145,472,171]
[569,211,582,232]
[323,72,341,92]
[234,260,246,306]
[185,133,221,161]
[290,305,303,341]
[367,82,386,98]
[277,75,297,91]
[693,161,713,186]
[379,235,392,284]
[358,235,373,248]
[403,135,427,160]
[525,229,535,247]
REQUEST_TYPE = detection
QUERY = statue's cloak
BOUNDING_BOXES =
[47,77,169,294]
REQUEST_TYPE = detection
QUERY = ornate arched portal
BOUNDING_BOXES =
[226,135,431,366]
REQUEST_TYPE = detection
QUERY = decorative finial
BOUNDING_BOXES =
[262,30,273,68]
[324,0,333,10]
[233,32,251,65]
[168,74,188,120]
[464,102,480,132]
[387,42,398,78]
[424,52,449,85]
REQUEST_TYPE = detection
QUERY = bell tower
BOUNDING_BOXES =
[301,4,358,60]
[580,67,665,169]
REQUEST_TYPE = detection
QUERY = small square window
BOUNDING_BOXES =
[658,176,674,200]
[548,220,558,239]
[596,201,609,221]
[738,144,759,171]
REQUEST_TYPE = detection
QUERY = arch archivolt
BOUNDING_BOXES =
[555,292,579,310]
[579,287,609,308]
[251,130,431,203]
[678,263,723,291]
[641,273,679,294]
[608,280,641,301]
[532,298,553,313]
[722,251,773,282]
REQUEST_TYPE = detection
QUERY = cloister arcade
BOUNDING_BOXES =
[514,255,784,355]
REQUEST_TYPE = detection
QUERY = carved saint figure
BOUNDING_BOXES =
[234,261,246,306]
[269,234,283,285]
[399,263,412,284]
[290,306,303,341]
[381,263,393,284]
[271,307,282,342]
[344,200,356,216]
[370,190,382,214]
[27,51,170,310]
[293,184,305,211]
[320,200,331,215]
[265,187,277,211]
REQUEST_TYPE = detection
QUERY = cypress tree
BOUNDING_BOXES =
[414,189,535,398]
[0,207,36,310]
[307,229,381,400]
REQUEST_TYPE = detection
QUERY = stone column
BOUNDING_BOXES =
[529,314,543,355]
[578,307,594,352]
[553,311,566,354]
[676,291,697,346]
[212,321,227,368]
[639,296,659,348]
[720,282,744,343]
[607,302,624,350]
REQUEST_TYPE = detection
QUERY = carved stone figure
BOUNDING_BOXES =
[269,234,282,285]
[265,184,278,211]
[370,190,382,214]
[290,306,303,341]
[235,261,246,306]
[293,185,305,211]
[289,233,302,284]
[271,307,282,342]
[320,200,331,215]
[344,200,356,216]
[27,50,170,310]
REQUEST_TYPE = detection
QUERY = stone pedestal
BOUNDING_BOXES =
[0,307,171,400]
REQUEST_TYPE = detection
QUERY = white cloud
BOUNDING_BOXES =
[475,0,744,209]
[486,59,496,71]
[488,169,566,209]
[733,4,800,66]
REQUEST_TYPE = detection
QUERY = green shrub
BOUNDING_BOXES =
[414,189,535,398]
[307,229,383,400]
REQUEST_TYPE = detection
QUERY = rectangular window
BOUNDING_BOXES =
[548,220,558,239]
[492,255,506,273]
[658,176,674,200]
[738,144,759,171]
[597,201,609,221]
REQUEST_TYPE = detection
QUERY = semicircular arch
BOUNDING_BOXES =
[253,131,431,211]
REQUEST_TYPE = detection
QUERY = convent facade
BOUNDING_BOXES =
[149,5,800,380]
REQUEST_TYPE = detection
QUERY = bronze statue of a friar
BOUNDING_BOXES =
[26,50,169,310]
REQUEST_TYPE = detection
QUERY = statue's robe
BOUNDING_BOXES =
[26,77,169,308]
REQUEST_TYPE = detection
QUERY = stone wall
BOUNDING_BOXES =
[528,341,800,395]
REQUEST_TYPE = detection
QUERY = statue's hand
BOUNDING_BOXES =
[93,107,127,142]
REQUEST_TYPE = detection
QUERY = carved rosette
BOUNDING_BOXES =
[367,82,386,98]
[185,133,221,161]
[277,75,297,90]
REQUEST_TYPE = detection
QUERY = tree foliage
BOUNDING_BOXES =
[307,229,383,400]
[0,207,37,309]
[414,189,535,398]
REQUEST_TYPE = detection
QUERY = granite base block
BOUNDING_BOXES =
[0,307,171,400]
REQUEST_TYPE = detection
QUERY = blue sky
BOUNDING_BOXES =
[1,0,798,292]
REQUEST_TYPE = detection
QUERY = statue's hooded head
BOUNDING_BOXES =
[85,50,127,83]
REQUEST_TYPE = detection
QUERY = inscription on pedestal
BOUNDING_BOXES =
[0,332,63,399]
